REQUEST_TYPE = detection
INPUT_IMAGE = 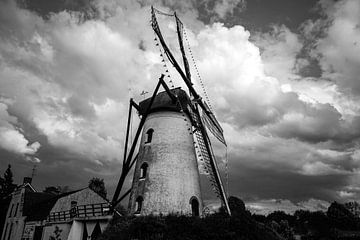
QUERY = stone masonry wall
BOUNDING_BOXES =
[128,111,203,216]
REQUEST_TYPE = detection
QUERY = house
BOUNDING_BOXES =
[41,187,112,240]
[1,177,54,240]
[1,179,112,240]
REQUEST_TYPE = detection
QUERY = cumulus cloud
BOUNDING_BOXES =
[253,24,303,83]
[303,0,360,95]
[213,0,246,19]
[1,0,360,206]
[0,102,40,156]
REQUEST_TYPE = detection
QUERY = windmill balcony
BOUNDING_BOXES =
[46,203,111,223]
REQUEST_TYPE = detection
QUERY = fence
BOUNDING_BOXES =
[47,203,110,222]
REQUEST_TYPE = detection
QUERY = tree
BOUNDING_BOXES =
[2,165,15,197]
[327,201,359,230]
[115,204,128,216]
[43,186,71,195]
[0,165,17,236]
[275,220,295,240]
[43,186,61,195]
[88,177,107,199]
[228,196,247,217]
[267,211,295,226]
[0,176,4,197]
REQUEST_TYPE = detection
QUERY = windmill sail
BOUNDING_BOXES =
[189,105,231,214]
[199,101,227,146]
[151,6,231,215]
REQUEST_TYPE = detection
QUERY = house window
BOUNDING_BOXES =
[190,197,200,217]
[145,128,154,143]
[139,163,148,179]
[135,196,143,214]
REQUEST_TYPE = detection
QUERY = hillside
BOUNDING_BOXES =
[98,197,284,240]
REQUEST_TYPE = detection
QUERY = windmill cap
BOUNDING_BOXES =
[138,87,191,116]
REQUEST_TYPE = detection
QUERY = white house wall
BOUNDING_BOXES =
[42,223,71,240]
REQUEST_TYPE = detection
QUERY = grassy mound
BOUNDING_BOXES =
[99,197,283,240]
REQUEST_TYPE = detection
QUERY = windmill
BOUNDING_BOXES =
[111,7,231,216]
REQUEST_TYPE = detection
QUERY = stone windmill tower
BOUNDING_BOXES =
[111,7,230,216]
[128,89,203,216]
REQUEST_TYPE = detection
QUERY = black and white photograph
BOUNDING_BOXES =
[0,0,360,239]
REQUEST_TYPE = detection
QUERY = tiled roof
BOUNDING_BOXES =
[24,189,83,222]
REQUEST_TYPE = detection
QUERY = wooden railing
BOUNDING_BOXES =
[47,203,110,222]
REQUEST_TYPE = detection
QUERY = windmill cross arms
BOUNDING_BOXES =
[151,6,197,98]
[174,12,191,82]
[151,7,226,145]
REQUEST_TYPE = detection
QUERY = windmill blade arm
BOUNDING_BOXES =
[175,13,191,82]
[112,74,165,205]
[151,6,200,100]
[130,98,140,112]
[151,6,225,144]
[192,106,231,215]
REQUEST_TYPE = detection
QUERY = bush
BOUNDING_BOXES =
[98,212,282,240]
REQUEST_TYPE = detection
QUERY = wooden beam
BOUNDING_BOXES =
[111,75,165,206]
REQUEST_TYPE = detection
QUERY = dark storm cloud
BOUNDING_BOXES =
[17,0,98,19]
[221,0,321,31]
[224,126,360,203]
[229,155,351,202]
[0,143,122,193]
[1,0,360,209]
[268,102,347,143]
[67,95,96,119]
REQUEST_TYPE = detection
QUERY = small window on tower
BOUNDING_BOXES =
[135,196,143,214]
[140,163,148,180]
[145,128,154,143]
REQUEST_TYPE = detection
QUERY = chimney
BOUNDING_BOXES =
[23,177,32,185]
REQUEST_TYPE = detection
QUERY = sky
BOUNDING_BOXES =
[1,0,360,214]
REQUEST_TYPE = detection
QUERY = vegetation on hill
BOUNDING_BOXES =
[99,197,360,240]
[254,201,360,239]
[98,196,283,240]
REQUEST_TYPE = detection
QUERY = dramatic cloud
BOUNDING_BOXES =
[213,0,247,19]
[0,0,360,211]
[0,101,40,156]
[303,0,360,96]
[253,24,303,83]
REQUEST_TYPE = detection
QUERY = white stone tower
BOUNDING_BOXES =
[128,88,203,216]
